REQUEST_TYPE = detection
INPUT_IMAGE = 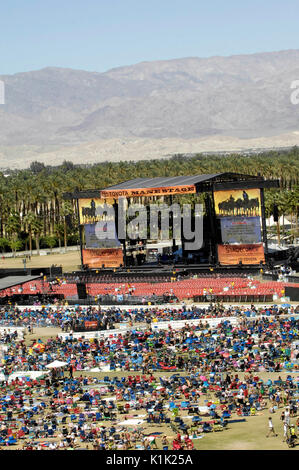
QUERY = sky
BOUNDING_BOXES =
[1,0,299,75]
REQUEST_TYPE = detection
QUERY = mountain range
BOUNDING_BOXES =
[1,49,299,168]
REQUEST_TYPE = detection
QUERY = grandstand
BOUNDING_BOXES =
[0,275,298,305]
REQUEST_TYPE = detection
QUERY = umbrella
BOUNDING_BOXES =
[33,343,45,352]
[46,360,68,369]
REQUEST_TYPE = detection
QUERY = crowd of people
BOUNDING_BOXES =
[0,363,298,450]
[0,300,297,450]
[0,302,297,332]
[0,314,298,374]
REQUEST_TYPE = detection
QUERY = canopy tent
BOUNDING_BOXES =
[266,215,292,227]
[46,360,68,369]
[0,370,49,383]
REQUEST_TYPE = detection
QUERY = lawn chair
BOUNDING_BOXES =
[117,404,125,414]
[213,423,223,432]
[7,436,17,445]
[170,422,178,433]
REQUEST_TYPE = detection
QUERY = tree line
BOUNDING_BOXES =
[0,148,298,255]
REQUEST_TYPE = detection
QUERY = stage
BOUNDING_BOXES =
[63,171,280,272]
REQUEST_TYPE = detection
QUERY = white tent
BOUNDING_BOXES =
[0,370,49,383]
[266,215,292,227]
[46,360,68,369]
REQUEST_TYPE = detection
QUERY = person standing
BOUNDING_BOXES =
[266,417,278,437]
[284,407,290,427]
[283,421,288,442]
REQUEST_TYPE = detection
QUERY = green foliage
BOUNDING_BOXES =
[8,238,23,256]
[0,148,298,251]
[43,235,57,251]
[0,237,9,252]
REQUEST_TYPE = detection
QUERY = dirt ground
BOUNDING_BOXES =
[0,251,81,273]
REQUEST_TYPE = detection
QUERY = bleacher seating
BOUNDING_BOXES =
[1,276,298,301]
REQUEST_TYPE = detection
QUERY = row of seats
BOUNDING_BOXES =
[1,277,298,300]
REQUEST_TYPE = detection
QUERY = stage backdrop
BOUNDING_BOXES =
[220,216,262,244]
[214,188,261,218]
[214,188,264,265]
[84,222,121,249]
[217,244,265,265]
[78,198,114,225]
[83,247,123,268]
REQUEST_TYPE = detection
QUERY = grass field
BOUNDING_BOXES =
[0,250,81,273]
[13,326,298,451]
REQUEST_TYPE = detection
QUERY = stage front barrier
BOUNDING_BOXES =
[59,325,147,340]
[151,317,239,331]
[59,318,241,340]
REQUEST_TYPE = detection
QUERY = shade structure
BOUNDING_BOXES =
[46,360,68,369]
[0,370,49,382]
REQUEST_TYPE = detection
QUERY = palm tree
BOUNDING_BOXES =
[54,223,64,252]
[5,212,21,241]
[0,237,9,254]
[23,211,36,255]
[60,201,73,252]
[31,217,43,255]
[43,235,56,253]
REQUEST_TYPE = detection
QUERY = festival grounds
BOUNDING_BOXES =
[0,323,296,451]
[0,251,298,450]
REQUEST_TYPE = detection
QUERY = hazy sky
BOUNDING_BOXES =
[1,0,299,74]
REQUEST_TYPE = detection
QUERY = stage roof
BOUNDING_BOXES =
[103,174,224,190]
[0,275,41,291]
[63,172,279,199]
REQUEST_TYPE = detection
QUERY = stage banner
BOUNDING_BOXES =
[220,216,262,244]
[78,198,114,225]
[84,321,98,330]
[100,184,196,199]
[214,188,261,217]
[83,247,123,268]
[217,244,265,265]
[84,222,121,249]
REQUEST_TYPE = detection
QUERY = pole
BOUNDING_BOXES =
[277,218,281,246]
[76,199,84,269]
[260,188,268,256]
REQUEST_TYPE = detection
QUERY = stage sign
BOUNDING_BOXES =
[83,247,123,268]
[84,321,98,330]
[214,188,261,217]
[100,184,196,199]
[217,244,265,265]
[220,216,262,244]
[84,222,121,249]
[78,198,114,225]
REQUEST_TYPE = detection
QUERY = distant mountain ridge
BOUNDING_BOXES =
[1,49,299,168]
